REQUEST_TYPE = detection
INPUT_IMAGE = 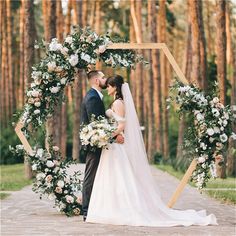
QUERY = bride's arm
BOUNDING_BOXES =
[112,100,125,137]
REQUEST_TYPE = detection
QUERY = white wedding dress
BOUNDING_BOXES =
[86,83,217,227]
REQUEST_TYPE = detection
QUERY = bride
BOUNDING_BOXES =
[86,75,217,227]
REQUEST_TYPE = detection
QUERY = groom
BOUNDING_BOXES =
[80,70,124,221]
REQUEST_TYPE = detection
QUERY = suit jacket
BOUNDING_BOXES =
[79,88,105,162]
[80,88,105,125]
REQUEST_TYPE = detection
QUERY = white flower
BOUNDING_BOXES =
[50,86,60,93]
[36,148,44,157]
[209,137,215,143]
[31,83,36,88]
[98,45,106,53]
[196,113,204,121]
[222,120,228,127]
[46,160,55,168]
[36,172,46,180]
[46,175,53,183]
[47,61,57,72]
[49,38,62,51]
[57,180,64,188]
[48,193,56,200]
[231,132,236,140]
[60,47,69,56]
[34,101,41,107]
[220,134,228,143]
[65,195,74,203]
[206,128,214,136]
[69,54,78,66]
[32,164,38,171]
[212,108,220,117]
[34,109,40,115]
[200,142,207,150]
[81,52,91,63]
[31,90,40,97]
[213,127,220,134]
[198,155,206,163]
[212,97,219,103]
[52,146,59,152]
[65,36,73,44]
[60,77,67,85]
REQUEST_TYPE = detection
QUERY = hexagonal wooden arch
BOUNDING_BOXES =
[15,43,197,208]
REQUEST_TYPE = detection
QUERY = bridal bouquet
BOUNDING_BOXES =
[80,115,116,151]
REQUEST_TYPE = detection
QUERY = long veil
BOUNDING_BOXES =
[121,82,161,196]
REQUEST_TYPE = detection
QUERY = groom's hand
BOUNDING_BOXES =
[115,134,124,144]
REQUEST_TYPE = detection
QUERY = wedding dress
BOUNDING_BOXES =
[86,83,217,227]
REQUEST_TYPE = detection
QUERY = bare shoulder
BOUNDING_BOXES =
[113,99,124,109]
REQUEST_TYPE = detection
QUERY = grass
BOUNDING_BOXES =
[0,193,11,200]
[0,164,32,192]
[155,164,236,205]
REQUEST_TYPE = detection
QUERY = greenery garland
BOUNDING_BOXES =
[169,81,235,189]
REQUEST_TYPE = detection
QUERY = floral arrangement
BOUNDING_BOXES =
[20,27,141,130]
[14,27,141,216]
[169,81,236,189]
[10,144,83,217]
[80,115,116,151]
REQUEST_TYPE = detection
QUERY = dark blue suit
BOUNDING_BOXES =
[80,88,105,217]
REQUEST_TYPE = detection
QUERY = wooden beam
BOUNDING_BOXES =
[107,43,166,50]
[15,121,33,155]
[168,159,197,208]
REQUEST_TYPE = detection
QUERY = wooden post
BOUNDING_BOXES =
[168,159,197,208]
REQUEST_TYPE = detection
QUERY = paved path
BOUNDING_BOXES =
[1,165,235,236]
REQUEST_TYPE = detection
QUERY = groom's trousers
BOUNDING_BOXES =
[82,149,102,217]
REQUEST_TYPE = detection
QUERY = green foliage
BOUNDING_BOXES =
[0,126,24,165]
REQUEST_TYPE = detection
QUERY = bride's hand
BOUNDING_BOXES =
[115,134,124,144]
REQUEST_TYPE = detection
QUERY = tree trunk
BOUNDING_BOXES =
[226,2,236,177]
[72,0,83,161]
[19,0,25,108]
[216,0,227,178]
[177,3,192,163]
[188,0,201,87]
[147,0,156,162]
[198,0,207,90]
[158,0,169,160]
[24,0,35,179]
[6,0,13,116]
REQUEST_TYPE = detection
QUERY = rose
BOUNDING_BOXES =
[49,38,62,51]
[81,52,91,63]
[76,196,82,204]
[68,54,78,66]
[34,102,41,107]
[52,146,59,152]
[65,195,74,203]
[28,98,34,104]
[60,77,67,85]
[57,180,64,188]
[55,186,63,194]
[212,97,219,103]
[47,61,57,72]
[206,128,214,136]
[50,86,60,94]
[31,90,40,97]
[34,109,40,115]
[36,148,44,157]
[36,172,46,180]
[46,160,54,168]
[98,45,106,54]
[198,156,206,163]
[46,175,53,183]
[65,36,73,44]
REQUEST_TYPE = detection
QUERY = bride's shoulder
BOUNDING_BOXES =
[112,99,124,109]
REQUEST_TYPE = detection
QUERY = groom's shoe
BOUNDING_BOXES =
[83,215,87,222]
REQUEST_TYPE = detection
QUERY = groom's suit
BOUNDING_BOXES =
[80,88,105,218]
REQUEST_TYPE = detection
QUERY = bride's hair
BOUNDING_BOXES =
[106,75,124,102]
